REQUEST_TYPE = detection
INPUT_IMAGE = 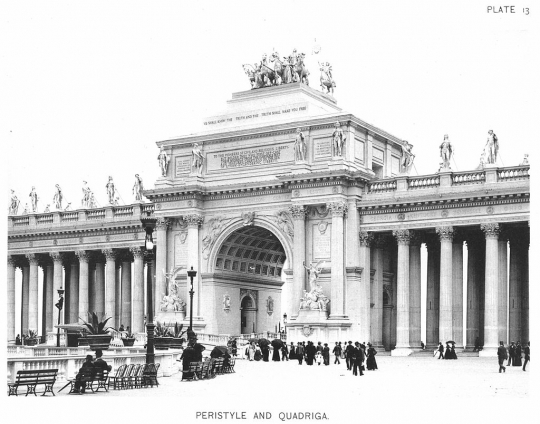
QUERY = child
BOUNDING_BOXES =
[315,351,323,366]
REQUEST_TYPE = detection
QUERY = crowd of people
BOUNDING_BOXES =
[435,342,459,359]
[243,340,378,377]
[497,341,530,373]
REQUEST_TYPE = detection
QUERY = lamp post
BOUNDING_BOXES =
[283,313,287,337]
[141,213,156,364]
[55,287,64,347]
[187,267,197,332]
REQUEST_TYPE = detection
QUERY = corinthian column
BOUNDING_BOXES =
[289,205,306,318]
[392,229,412,355]
[185,213,204,318]
[452,233,464,349]
[21,264,30,334]
[25,253,40,333]
[121,253,133,330]
[155,217,170,315]
[409,232,422,349]
[44,263,54,334]
[498,233,508,344]
[466,235,483,349]
[94,257,106,316]
[357,230,373,342]
[130,247,145,333]
[327,201,347,319]
[68,260,79,323]
[425,237,440,349]
[102,249,117,328]
[508,234,522,343]
[50,252,64,325]
[371,236,386,349]
[7,256,17,342]
[76,251,90,322]
[480,223,500,356]
[436,226,454,344]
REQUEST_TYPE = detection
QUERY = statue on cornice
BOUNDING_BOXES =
[158,146,170,177]
[44,204,51,213]
[29,186,38,213]
[400,140,415,174]
[294,128,307,161]
[9,190,20,215]
[133,174,144,202]
[82,181,91,208]
[483,130,499,165]
[191,143,204,174]
[106,176,116,205]
[319,61,335,95]
[23,203,29,214]
[88,190,97,209]
[520,154,529,166]
[53,184,63,210]
[439,134,453,170]
[332,121,346,157]
[64,202,72,211]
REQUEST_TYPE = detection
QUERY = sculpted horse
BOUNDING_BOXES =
[270,52,292,84]
[320,70,335,95]
[242,64,265,89]
[293,53,310,85]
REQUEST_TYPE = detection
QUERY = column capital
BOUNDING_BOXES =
[393,229,411,245]
[102,248,117,261]
[358,230,374,247]
[155,217,170,230]
[49,251,64,264]
[327,201,348,217]
[25,253,39,266]
[129,246,145,260]
[480,223,500,239]
[289,205,307,220]
[75,250,91,263]
[436,226,454,242]
[7,255,17,267]
[184,213,204,228]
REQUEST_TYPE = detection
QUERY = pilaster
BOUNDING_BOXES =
[289,205,307,319]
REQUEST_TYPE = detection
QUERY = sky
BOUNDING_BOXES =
[2,1,538,211]
[1,1,539,420]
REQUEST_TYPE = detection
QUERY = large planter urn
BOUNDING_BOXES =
[154,337,174,350]
[83,334,112,350]
[171,338,184,349]
[122,338,136,347]
[24,339,38,346]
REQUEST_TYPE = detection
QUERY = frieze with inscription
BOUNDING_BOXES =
[207,144,293,171]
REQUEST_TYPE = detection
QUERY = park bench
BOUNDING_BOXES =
[65,369,109,394]
[182,361,202,381]
[8,369,58,396]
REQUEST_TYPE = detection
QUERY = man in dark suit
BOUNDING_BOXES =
[352,342,365,376]
[333,342,342,364]
[507,342,515,366]
[497,341,507,373]
[345,341,354,370]
[94,349,112,372]
[522,341,530,371]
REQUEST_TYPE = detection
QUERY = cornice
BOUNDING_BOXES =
[8,224,143,241]
[358,193,529,214]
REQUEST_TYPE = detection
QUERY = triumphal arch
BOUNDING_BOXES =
[7,57,530,356]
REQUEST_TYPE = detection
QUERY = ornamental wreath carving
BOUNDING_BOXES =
[266,296,274,315]
[223,294,231,313]
[302,326,314,337]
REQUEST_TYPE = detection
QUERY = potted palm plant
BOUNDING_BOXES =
[171,323,187,349]
[23,329,39,346]
[79,312,114,350]
[154,322,173,350]
[121,328,136,347]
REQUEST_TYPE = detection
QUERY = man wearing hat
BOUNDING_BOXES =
[94,349,112,372]
[497,341,508,373]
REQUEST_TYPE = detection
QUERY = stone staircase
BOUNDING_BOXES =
[410,349,479,357]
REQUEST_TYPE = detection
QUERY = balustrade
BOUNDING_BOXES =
[87,209,106,220]
[369,180,397,193]
[498,166,529,181]
[61,211,79,222]
[37,214,54,224]
[408,176,440,190]
[452,171,485,185]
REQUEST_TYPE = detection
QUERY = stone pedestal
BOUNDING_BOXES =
[286,309,352,343]
[154,310,187,324]
[327,157,347,172]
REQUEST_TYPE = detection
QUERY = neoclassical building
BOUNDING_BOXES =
[7,82,530,355]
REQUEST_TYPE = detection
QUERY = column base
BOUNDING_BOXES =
[391,347,413,356]
[479,347,498,357]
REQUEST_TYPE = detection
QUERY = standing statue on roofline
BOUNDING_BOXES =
[400,140,415,173]
[53,184,63,210]
[439,134,453,171]
[9,190,20,215]
[319,61,336,95]
[332,121,346,157]
[158,146,170,177]
[483,129,499,165]
[29,186,38,213]
[106,176,116,205]
[133,174,144,202]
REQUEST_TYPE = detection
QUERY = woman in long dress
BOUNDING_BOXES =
[254,344,262,361]
[272,345,281,362]
[248,343,255,361]
[450,343,458,359]
[444,343,452,359]
[366,343,378,370]
[289,342,296,360]
[514,342,522,366]
[262,345,270,362]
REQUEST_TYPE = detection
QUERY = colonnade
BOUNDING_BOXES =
[385,223,529,354]
[7,247,155,342]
